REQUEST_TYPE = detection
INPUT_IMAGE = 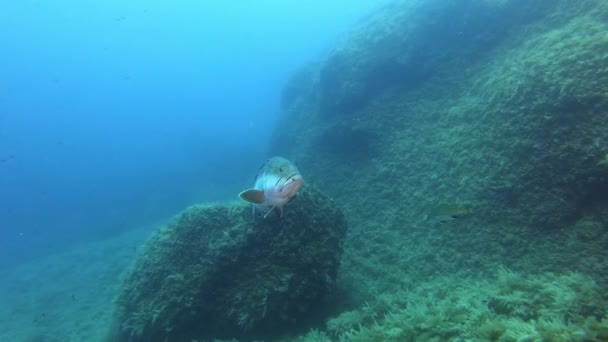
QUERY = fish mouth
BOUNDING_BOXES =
[285,172,301,182]
[276,172,302,187]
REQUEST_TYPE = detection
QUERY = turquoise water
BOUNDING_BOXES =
[0,1,384,340]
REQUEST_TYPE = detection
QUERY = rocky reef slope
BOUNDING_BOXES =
[272,0,608,340]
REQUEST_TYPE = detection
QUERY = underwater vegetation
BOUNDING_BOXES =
[294,268,608,341]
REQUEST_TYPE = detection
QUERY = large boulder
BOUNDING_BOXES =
[106,185,348,341]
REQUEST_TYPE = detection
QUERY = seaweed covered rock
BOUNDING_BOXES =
[265,0,608,340]
[269,0,608,316]
[273,0,608,232]
[107,185,347,341]
[317,0,558,115]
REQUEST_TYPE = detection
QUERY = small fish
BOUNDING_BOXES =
[430,203,471,223]
[239,157,303,219]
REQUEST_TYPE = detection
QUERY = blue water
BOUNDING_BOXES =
[0,0,386,267]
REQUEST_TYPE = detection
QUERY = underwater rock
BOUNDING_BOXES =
[313,123,377,162]
[273,0,608,232]
[280,63,318,112]
[317,0,556,115]
[264,1,608,340]
[107,185,347,341]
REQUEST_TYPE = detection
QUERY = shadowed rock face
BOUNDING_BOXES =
[107,185,347,341]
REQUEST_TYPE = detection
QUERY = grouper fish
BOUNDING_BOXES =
[239,156,303,219]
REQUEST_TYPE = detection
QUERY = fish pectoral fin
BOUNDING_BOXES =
[263,206,276,219]
[285,193,298,206]
[239,189,266,204]
[274,206,283,218]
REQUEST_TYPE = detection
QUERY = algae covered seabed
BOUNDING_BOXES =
[3,0,608,341]
[0,226,158,342]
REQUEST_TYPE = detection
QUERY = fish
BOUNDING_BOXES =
[430,203,471,223]
[239,156,303,219]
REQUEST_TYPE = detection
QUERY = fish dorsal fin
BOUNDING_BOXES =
[239,189,266,204]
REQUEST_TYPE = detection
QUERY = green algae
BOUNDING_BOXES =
[296,269,606,341]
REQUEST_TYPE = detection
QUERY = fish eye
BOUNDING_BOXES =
[279,167,283,172]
